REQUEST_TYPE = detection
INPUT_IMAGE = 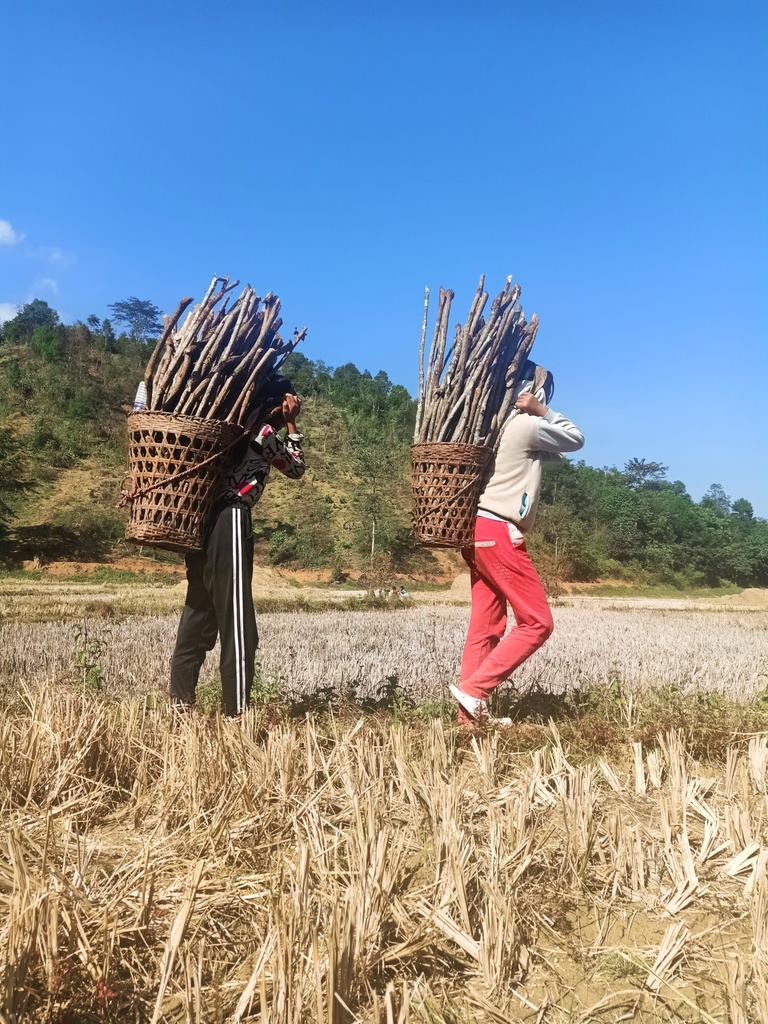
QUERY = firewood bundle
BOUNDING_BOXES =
[413,276,539,450]
[142,275,307,427]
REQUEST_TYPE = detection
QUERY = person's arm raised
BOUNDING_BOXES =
[514,393,584,454]
[255,394,306,478]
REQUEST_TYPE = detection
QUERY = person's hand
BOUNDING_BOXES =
[282,393,301,432]
[118,473,137,508]
[515,392,548,417]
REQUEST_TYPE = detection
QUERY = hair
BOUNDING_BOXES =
[256,372,295,410]
[521,360,555,403]
[536,367,555,404]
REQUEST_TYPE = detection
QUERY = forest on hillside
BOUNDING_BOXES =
[1,298,767,587]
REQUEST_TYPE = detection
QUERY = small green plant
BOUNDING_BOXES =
[410,698,454,722]
[73,622,110,691]
[196,676,223,714]
[250,663,285,706]
[597,951,647,980]
[359,675,415,717]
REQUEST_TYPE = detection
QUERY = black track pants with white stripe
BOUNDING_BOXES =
[170,503,257,716]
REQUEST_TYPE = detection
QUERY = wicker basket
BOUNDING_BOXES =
[411,442,492,549]
[124,411,244,554]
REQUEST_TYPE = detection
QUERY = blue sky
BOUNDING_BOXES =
[2,1,766,512]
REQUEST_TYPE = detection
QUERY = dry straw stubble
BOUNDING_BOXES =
[2,690,768,1021]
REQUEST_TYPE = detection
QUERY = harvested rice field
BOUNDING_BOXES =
[1,600,766,704]
[1,588,768,1022]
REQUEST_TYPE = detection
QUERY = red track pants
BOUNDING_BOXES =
[459,517,554,702]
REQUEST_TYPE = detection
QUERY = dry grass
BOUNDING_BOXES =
[1,604,766,704]
[2,591,768,1020]
[2,688,768,1021]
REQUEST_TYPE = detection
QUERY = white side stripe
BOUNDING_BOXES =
[235,509,246,711]
[231,509,242,712]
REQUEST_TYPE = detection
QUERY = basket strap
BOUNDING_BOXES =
[118,432,245,507]
[412,475,482,525]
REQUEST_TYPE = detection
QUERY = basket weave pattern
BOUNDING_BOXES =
[411,442,492,549]
[125,412,244,554]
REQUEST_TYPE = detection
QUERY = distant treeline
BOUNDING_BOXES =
[1,298,766,586]
[532,460,767,588]
[283,352,416,434]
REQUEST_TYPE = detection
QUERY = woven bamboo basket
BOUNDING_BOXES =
[411,442,492,548]
[124,411,244,554]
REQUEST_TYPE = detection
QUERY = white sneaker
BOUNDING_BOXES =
[449,684,512,727]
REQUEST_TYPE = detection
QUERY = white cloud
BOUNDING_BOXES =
[0,302,18,323]
[0,219,24,246]
[42,246,76,269]
[29,276,60,297]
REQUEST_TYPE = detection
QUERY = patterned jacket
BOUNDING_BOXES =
[219,424,305,508]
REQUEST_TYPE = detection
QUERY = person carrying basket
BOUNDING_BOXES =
[167,373,305,716]
[450,364,584,726]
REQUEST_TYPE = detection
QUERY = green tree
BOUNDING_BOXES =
[701,483,731,517]
[30,325,63,361]
[107,297,163,341]
[731,498,754,521]
[623,458,668,489]
[2,299,59,343]
[281,351,317,396]
[101,318,116,344]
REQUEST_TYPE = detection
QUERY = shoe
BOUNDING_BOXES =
[449,684,512,727]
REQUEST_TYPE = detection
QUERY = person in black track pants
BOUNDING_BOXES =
[169,374,305,716]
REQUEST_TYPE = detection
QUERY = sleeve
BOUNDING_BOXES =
[535,409,585,455]
[254,425,306,479]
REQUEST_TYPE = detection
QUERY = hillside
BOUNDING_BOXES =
[0,304,444,581]
[1,299,767,589]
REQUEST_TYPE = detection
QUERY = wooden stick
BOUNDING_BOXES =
[191,288,259,415]
[414,286,429,444]
[139,277,305,422]
[144,296,193,395]
[416,276,539,447]
[213,299,283,424]
[153,280,226,404]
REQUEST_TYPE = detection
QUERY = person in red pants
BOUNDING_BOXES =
[450,364,584,725]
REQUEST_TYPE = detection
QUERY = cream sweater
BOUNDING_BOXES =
[477,409,585,531]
